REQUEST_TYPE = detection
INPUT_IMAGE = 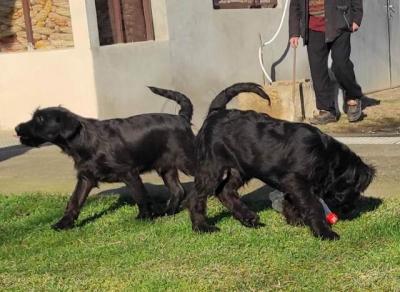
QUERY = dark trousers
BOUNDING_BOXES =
[307,30,363,114]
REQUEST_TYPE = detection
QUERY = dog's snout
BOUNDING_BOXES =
[15,124,21,134]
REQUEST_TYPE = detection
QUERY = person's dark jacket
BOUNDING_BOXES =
[289,0,363,44]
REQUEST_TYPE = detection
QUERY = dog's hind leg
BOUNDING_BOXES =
[216,169,263,228]
[124,172,153,220]
[52,177,94,230]
[188,168,221,233]
[187,187,219,233]
[158,168,185,215]
[282,195,305,226]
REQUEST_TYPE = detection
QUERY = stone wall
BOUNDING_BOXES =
[0,0,74,53]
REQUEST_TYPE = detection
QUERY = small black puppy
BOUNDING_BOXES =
[15,87,195,230]
[188,82,375,240]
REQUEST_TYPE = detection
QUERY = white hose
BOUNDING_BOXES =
[259,0,291,84]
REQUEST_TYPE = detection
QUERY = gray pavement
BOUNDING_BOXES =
[0,130,18,148]
[336,136,400,145]
[2,86,398,198]
[0,142,398,198]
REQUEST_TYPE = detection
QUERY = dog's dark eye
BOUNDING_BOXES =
[35,115,44,124]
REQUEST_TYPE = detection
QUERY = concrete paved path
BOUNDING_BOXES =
[0,142,398,198]
[336,136,400,145]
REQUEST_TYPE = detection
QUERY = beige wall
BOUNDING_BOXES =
[0,0,394,130]
[0,48,98,129]
[0,0,98,130]
[92,0,175,119]
[0,0,74,52]
[91,0,310,128]
[163,0,311,128]
[92,41,175,119]
[0,0,174,130]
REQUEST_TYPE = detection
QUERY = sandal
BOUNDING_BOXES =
[310,110,338,125]
[346,99,362,122]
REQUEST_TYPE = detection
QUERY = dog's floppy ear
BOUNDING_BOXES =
[357,163,376,192]
[59,112,82,140]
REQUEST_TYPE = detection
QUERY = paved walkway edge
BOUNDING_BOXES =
[335,137,400,145]
[1,137,400,151]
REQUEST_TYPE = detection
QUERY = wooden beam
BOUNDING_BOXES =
[21,0,34,50]
[142,0,155,40]
[110,0,124,43]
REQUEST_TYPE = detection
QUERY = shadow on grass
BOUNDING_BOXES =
[76,182,194,228]
[208,185,275,225]
[340,196,383,221]
[208,185,383,226]
[75,193,135,228]
[76,182,382,228]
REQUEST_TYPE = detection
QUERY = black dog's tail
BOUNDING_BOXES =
[208,82,270,116]
[148,86,193,122]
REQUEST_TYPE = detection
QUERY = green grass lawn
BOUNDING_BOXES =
[0,192,399,291]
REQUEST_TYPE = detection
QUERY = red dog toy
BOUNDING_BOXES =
[319,198,339,225]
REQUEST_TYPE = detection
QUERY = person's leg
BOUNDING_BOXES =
[307,30,337,124]
[331,32,363,122]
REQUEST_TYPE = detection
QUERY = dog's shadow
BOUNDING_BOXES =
[208,185,275,225]
[209,185,383,225]
[0,145,32,162]
[339,196,383,221]
[76,183,383,228]
[0,143,53,162]
[76,182,194,227]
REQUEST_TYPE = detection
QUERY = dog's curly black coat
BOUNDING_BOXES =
[15,87,195,230]
[188,82,375,240]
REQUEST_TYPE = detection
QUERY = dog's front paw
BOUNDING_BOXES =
[52,216,75,230]
[282,204,305,226]
[239,213,264,228]
[163,203,184,216]
[193,223,220,233]
[136,211,153,220]
[316,229,340,241]
[285,216,305,226]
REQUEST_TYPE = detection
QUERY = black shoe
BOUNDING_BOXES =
[346,99,362,122]
[310,110,338,125]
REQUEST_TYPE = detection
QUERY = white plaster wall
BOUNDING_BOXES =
[0,0,395,130]
[92,0,176,119]
[165,0,310,128]
[0,0,98,130]
[92,41,175,119]
[0,49,98,129]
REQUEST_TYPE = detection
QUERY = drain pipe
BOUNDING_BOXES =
[258,0,291,84]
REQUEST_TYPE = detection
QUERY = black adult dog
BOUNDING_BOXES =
[15,87,195,230]
[188,82,375,240]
